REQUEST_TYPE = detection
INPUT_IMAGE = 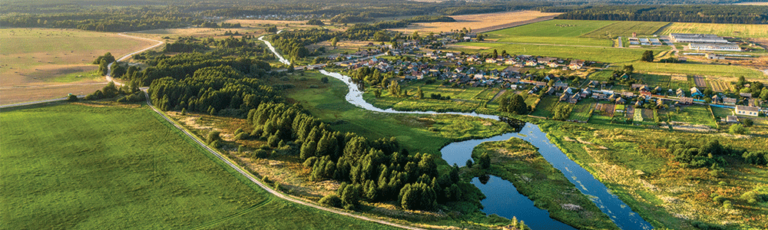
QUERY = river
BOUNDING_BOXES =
[258,36,652,229]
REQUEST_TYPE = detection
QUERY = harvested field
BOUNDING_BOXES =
[693,76,706,88]
[0,28,155,105]
[390,11,560,33]
[707,79,731,92]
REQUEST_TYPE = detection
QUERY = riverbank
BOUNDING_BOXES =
[467,138,619,230]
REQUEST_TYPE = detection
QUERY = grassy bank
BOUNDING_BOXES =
[467,138,618,230]
[0,103,396,229]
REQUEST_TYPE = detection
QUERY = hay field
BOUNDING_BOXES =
[658,22,768,38]
[390,11,560,34]
[0,28,154,105]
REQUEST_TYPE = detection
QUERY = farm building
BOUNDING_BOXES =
[705,53,725,60]
[723,97,737,105]
[689,43,741,52]
[670,33,729,43]
[679,97,694,105]
[735,105,760,117]
[726,115,739,123]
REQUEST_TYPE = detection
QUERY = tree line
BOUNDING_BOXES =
[244,103,470,211]
[549,5,768,24]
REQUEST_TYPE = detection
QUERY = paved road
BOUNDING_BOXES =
[140,89,422,230]
[106,33,166,85]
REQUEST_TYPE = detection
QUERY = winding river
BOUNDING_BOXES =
[260,37,652,229]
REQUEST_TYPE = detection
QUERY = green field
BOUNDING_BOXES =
[530,96,560,118]
[453,42,658,63]
[487,20,614,47]
[286,72,512,155]
[49,70,103,83]
[629,61,766,79]
[669,105,717,128]
[568,99,595,122]
[0,104,395,229]
[582,21,669,39]
[658,22,768,38]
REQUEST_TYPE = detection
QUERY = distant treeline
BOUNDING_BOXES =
[0,7,199,32]
[547,5,768,24]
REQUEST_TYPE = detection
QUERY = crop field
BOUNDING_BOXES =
[582,21,669,39]
[451,42,653,63]
[568,99,595,122]
[0,28,155,105]
[629,61,765,79]
[633,108,644,122]
[635,73,672,88]
[708,79,734,92]
[286,72,512,154]
[530,96,560,118]
[390,10,560,34]
[595,103,615,117]
[486,19,614,46]
[658,22,768,38]
[693,76,706,88]
[0,104,393,229]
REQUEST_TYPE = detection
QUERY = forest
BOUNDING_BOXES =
[549,5,768,24]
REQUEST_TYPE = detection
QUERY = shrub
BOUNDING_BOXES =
[206,131,221,144]
[729,124,748,135]
[210,140,221,148]
[466,159,473,168]
[267,135,280,147]
[254,149,269,158]
[319,194,342,208]
[67,94,78,102]
[722,200,732,209]
[713,195,726,204]
[743,118,753,127]
[235,132,248,140]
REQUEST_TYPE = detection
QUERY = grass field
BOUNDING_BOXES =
[486,19,614,47]
[390,10,560,34]
[0,28,155,105]
[568,99,595,122]
[0,103,394,229]
[530,96,560,118]
[582,21,669,39]
[285,72,512,155]
[669,105,717,128]
[451,42,655,63]
[658,22,768,38]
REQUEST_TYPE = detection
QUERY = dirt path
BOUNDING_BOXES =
[488,89,507,103]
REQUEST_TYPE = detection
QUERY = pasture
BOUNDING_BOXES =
[0,28,154,105]
[486,19,613,47]
[582,21,669,39]
[0,104,393,229]
[390,10,560,34]
[658,22,768,38]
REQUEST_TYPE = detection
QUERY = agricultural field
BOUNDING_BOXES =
[390,10,560,34]
[568,99,595,122]
[530,96,560,118]
[0,103,394,229]
[450,42,654,63]
[486,19,614,47]
[0,28,155,105]
[628,61,766,79]
[582,21,669,39]
[711,106,734,118]
[658,22,768,38]
[707,79,735,92]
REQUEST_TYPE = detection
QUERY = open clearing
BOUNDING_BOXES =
[390,11,560,34]
[0,103,394,229]
[658,22,768,38]
[0,28,154,105]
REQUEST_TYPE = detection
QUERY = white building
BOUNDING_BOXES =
[735,105,760,117]
[670,33,729,43]
[689,43,741,52]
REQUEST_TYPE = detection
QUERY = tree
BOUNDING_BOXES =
[729,124,749,135]
[207,130,221,144]
[319,194,341,207]
[330,37,339,48]
[743,118,754,127]
[498,94,529,115]
[102,81,119,98]
[466,159,473,168]
[416,87,424,99]
[479,153,491,169]
[623,65,634,75]
[641,50,654,62]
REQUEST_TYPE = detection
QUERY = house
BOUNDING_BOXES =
[525,60,538,67]
[559,93,570,102]
[723,97,737,105]
[547,62,560,68]
[656,99,665,107]
[635,100,643,107]
[631,84,648,91]
[711,95,721,103]
[679,97,694,105]
[691,87,704,97]
[485,58,497,64]
[621,92,635,98]
[725,115,739,123]
[545,87,556,95]
[505,59,517,65]
[592,93,605,100]
[735,105,760,116]
[568,60,584,70]
[676,88,685,97]
[640,91,652,100]
[615,97,626,104]
[569,94,580,104]
[740,93,753,98]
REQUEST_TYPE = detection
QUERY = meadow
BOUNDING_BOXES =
[486,19,614,47]
[627,61,766,79]
[668,105,717,128]
[451,42,657,63]
[582,21,669,39]
[469,138,618,230]
[0,103,394,229]
[0,28,154,105]
[658,22,768,38]
[538,120,768,229]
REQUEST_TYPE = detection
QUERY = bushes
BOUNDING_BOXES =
[319,194,342,208]
[743,151,768,165]
[67,94,78,102]
[206,131,221,144]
